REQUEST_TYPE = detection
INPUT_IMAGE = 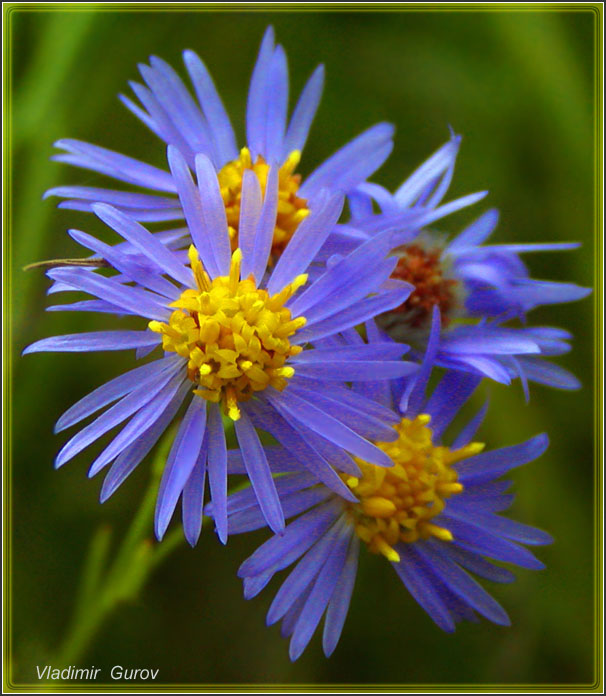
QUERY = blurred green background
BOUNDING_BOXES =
[6,6,598,689]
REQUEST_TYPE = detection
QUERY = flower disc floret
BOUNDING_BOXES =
[384,233,461,332]
[343,414,484,562]
[149,246,307,420]
[218,148,310,261]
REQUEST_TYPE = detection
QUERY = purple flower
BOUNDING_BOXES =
[226,338,552,661]
[25,147,418,548]
[323,133,590,391]
[44,26,394,267]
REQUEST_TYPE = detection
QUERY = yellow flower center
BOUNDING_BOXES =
[342,414,484,563]
[148,246,307,420]
[218,148,310,264]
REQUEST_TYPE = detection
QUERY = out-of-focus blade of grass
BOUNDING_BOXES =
[54,429,186,667]
[11,12,95,343]
[71,524,112,624]
[13,13,95,146]
[488,12,593,164]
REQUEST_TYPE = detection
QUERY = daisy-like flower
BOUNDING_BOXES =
[24,146,418,547]
[44,26,395,267]
[223,317,553,661]
[322,131,489,262]
[327,133,591,391]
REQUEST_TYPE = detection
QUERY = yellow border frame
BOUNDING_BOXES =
[3,3,603,692]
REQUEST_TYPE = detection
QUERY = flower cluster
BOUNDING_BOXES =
[26,27,589,661]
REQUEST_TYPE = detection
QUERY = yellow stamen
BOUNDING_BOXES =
[149,247,307,420]
[217,148,310,263]
[342,414,479,561]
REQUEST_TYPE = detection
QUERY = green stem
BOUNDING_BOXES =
[53,434,187,667]
[52,423,246,667]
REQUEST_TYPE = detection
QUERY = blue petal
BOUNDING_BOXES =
[451,399,489,449]
[167,146,221,278]
[290,343,407,364]
[155,397,207,540]
[456,433,549,485]
[55,355,179,433]
[284,418,361,479]
[267,515,347,625]
[355,182,400,215]
[226,445,300,475]
[519,327,572,356]
[250,165,279,283]
[394,134,461,208]
[444,517,546,570]
[352,322,399,409]
[288,383,397,443]
[195,153,232,276]
[479,242,582,254]
[100,381,190,502]
[46,267,169,321]
[267,191,343,295]
[436,353,513,385]
[514,278,592,308]
[129,79,195,163]
[264,45,289,162]
[246,26,276,158]
[59,201,184,223]
[447,509,553,546]
[393,544,456,632]
[229,488,333,535]
[55,358,183,469]
[243,572,273,600]
[280,585,312,639]
[238,500,341,578]
[206,402,229,544]
[267,389,393,468]
[91,203,193,287]
[322,533,359,656]
[45,186,178,210]
[424,371,481,442]
[447,491,514,514]
[441,326,540,356]
[119,92,164,141]
[182,438,208,547]
[413,541,510,625]
[23,330,159,355]
[300,258,401,327]
[47,300,128,315]
[514,356,581,390]
[88,372,186,477]
[288,227,404,320]
[292,359,416,382]
[52,138,176,192]
[225,472,317,516]
[439,541,516,584]
[292,284,411,344]
[446,208,499,254]
[145,56,214,160]
[289,518,351,660]
[249,403,359,499]
[235,409,285,535]
[238,169,263,281]
[347,189,374,219]
[300,123,394,197]
[284,64,324,154]
[389,191,488,237]
[68,229,179,299]
[402,306,441,415]
[183,49,238,166]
